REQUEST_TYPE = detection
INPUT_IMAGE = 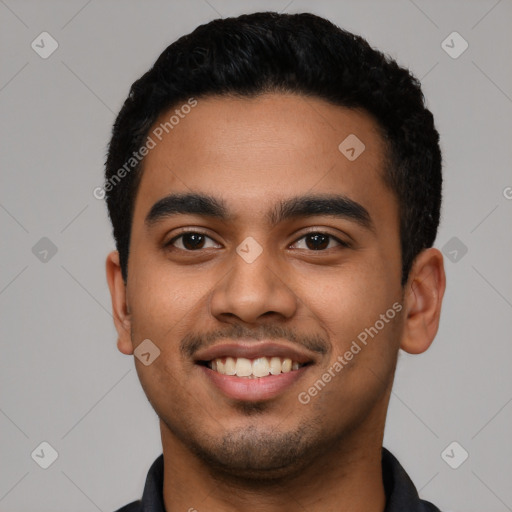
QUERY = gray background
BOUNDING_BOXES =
[1,0,511,511]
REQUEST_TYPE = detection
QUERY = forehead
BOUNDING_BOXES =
[132,93,396,230]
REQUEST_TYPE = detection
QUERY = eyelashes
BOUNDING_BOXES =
[165,230,350,252]
[167,231,220,251]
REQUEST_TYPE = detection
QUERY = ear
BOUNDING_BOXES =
[400,248,446,354]
[106,250,133,355]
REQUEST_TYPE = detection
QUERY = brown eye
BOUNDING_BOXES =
[292,232,348,251]
[305,233,329,250]
[167,232,219,251]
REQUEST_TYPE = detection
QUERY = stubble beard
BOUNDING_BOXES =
[161,403,334,484]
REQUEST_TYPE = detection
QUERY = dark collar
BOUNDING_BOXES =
[116,448,441,512]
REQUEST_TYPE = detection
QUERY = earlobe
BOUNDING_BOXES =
[400,248,446,355]
[105,251,134,355]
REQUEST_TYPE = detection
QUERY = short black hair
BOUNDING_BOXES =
[104,11,442,285]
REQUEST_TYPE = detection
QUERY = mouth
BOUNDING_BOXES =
[198,356,310,378]
[194,341,316,401]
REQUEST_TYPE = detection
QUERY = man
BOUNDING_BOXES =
[104,11,446,512]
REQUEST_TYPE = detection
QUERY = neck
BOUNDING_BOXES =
[160,419,387,512]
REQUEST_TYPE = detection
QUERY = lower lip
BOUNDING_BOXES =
[199,365,309,401]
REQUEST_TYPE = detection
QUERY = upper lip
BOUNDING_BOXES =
[194,340,317,365]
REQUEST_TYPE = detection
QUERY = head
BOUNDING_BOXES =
[105,12,445,480]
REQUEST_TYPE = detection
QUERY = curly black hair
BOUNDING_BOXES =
[104,11,442,286]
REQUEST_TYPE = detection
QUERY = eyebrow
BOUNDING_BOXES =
[145,192,374,232]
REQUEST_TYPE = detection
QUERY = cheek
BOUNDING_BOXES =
[304,285,403,421]
[305,261,402,361]
[127,267,201,408]
[127,251,210,338]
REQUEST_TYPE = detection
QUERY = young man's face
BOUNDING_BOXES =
[107,93,441,478]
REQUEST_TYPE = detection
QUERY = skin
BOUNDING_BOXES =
[106,93,446,512]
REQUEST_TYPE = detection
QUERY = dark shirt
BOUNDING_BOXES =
[114,447,441,511]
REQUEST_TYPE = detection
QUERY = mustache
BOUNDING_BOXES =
[181,323,328,359]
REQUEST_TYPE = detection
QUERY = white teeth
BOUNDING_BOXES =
[269,356,282,375]
[210,356,303,377]
[235,357,252,377]
[224,357,236,375]
[282,358,292,373]
[252,357,270,377]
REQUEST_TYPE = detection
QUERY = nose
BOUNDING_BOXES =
[208,243,298,324]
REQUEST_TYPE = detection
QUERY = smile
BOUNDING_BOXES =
[204,356,306,378]
[194,341,316,400]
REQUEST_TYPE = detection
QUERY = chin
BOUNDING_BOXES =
[181,421,331,482]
